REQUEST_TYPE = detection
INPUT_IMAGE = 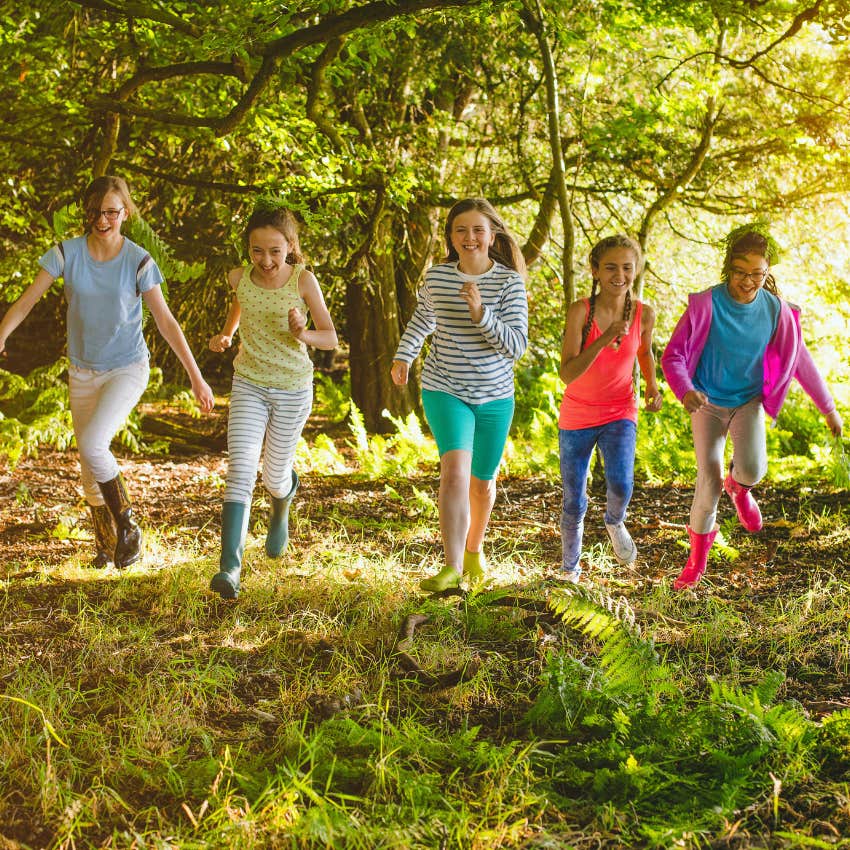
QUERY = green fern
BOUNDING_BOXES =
[124,214,205,285]
[547,584,675,698]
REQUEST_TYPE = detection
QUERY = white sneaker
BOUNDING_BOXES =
[605,522,637,565]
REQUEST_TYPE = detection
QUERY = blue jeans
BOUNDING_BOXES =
[558,419,637,572]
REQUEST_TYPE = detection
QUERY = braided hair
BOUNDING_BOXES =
[722,223,781,297]
[581,234,642,350]
[244,196,304,264]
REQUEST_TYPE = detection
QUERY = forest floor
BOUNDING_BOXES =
[1,404,849,849]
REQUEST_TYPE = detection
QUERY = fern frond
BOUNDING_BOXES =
[548,585,674,698]
[708,675,811,750]
[124,215,205,285]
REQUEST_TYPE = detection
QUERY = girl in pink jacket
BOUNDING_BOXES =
[661,224,842,590]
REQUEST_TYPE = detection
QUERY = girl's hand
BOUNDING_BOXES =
[192,379,215,414]
[602,319,630,348]
[826,409,843,437]
[644,388,663,412]
[459,281,484,323]
[682,389,708,413]
[289,307,307,340]
[209,334,232,353]
[391,360,409,386]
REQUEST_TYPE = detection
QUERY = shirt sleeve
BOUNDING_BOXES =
[661,307,696,401]
[136,253,164,293]
[394,280,436,364]
[38,244,65,279]
[477,271,528,361]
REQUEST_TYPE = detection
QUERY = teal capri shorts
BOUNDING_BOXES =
[421,389,515,481]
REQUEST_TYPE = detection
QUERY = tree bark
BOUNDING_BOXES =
[524,0,575,305]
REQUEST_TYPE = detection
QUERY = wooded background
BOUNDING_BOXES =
[2,0,849,430]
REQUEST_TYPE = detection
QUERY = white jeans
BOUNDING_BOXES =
[69,360,149,504]
[689,396,767,533]
[224,376,312,505]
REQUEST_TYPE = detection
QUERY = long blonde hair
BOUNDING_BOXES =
[444,198,527,279]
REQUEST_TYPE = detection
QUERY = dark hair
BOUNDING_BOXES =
[444,197,527,279]
[722,224,780,297]
[244,199,303,264]
[81,176,137,232]
[581,234,641,349]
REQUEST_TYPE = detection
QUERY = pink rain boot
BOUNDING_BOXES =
[723,474,762,532]
[673,526,718,590]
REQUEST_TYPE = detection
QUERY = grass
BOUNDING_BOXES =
[1,436,850,847]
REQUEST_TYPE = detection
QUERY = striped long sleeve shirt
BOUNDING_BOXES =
[395,261,528,404]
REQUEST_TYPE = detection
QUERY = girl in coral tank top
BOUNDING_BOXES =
[557,235,662,582]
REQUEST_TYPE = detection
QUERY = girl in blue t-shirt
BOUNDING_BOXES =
[0,176,214,569]
[662,224,842,590]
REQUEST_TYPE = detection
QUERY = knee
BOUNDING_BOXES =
[732,460,766,487]
[470,475,494,496]
[77,435,112,476]
[561,490,586,521]
[606,473,633,502]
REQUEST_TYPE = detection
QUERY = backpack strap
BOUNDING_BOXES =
[136,253,153,297]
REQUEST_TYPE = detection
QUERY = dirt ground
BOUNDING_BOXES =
[2,408,849,720]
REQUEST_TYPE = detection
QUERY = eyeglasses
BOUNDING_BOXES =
[730,269,769,283]
[87,207,125,221]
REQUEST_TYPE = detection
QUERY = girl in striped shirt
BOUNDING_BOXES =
[391,198,528,591]
[208,200,337,599]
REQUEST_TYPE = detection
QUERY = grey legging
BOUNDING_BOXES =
[689,396,767,533]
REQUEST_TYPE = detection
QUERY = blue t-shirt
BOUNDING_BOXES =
[39,236,163,371]
[693,283,780,407]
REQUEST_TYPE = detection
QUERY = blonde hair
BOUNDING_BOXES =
[444,198,527,279]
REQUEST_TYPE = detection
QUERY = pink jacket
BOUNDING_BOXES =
[661,287,835,420]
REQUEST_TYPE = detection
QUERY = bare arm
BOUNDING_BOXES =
[291,268,338,350]
[0,268,56,354]
[142,286,214,413]
[559,300,629,385]
[209,268,243,352]
[637,304,662,411]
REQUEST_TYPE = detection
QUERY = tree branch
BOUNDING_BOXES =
[261,0,474,59]
[91,0,477,135]
[305,37,351,161]
[113,61,249,100]
[723,0,824,68]
[523,0,575,303]
[69,0,202,38]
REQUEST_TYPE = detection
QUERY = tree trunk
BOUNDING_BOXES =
[347,209,412,433]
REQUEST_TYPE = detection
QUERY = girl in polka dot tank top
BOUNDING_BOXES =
[207,200,337,599]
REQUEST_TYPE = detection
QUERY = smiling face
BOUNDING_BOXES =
[592,246,638,297]
[86,190,128,241]
[727,252,770,304]
[449,210,496,270]
[248,226,289,281]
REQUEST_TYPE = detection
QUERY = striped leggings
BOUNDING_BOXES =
[224,376,312,505]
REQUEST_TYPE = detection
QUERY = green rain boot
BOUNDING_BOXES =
[210,501,250,600]
[265,470,299,558]
[420,565,462,592]
[88,503,117,568]
[463,549,487,587]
